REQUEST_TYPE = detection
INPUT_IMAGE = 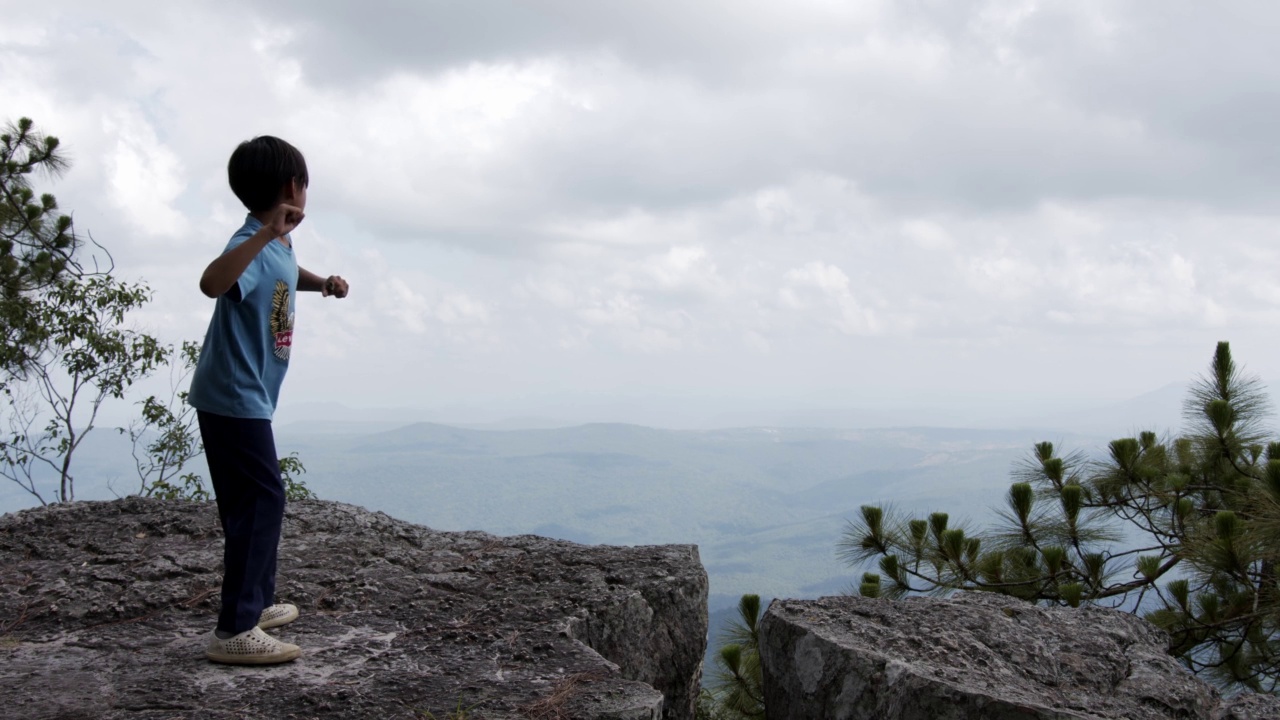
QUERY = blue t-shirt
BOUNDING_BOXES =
[188,215,298,420]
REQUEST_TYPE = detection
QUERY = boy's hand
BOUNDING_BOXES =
[266,203,305,239]
[323,275,349,298]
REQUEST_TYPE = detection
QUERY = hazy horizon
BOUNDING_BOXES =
[268,378,1200,435]
[2,377,1266,624]
[0,417,1133,608]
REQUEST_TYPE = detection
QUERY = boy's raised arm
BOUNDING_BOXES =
[199,228,273,298]
[198,204,303,298]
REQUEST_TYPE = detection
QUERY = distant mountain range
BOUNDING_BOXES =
[6,380,1274,632]
[268,422,1108,605]
[1010,382,1186,437]
[273,379,1237,436]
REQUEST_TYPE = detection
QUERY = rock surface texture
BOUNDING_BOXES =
[0,498,708,720]
[759,593,1280,720]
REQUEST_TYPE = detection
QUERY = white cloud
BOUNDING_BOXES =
[516,277,577,309]
[743,330,772,354]
[102,108,186,237]
[378,277,433,335]
[8,1,1280,418]
[434,293,490,325]
[901,219,954,251]
[625,246,729,300]
[782,261,881,335]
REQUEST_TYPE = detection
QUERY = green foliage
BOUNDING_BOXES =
[279,451,315,501]
[141,449,314,503]
[840,342,1280,693]
[0,117,82,383]
[701,594,765,719]
[129,341,207,501]
[1,275,169,504]
[142,472,210,502]
[695,689,732,720]
[0,117,172,505]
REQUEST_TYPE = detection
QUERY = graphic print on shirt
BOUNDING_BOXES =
[270,279,294,361]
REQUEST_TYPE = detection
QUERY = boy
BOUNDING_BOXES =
[189,136,349,664]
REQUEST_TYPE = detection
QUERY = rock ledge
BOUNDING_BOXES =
[0,498,708,720]
[759,593,1280,720]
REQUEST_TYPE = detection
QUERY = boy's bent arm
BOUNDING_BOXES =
[297,267,327,293]
[199,228,275,298]
[298,266,349,298]
[200,204,304,298]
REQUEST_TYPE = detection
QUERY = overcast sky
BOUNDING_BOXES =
[3,1,1280,428]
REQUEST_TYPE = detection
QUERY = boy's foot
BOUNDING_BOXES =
[257,603,299,630]
[206,626,301,665]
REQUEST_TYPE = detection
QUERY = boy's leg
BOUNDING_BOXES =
[197,410,284,635]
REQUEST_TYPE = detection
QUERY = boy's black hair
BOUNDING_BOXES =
[227,136,309,212]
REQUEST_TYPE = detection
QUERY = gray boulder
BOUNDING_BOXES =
[0,497,708,720]
[759,593,1280,720]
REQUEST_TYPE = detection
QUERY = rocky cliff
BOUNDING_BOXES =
[759,593,1280,720]
[0,498,708,720]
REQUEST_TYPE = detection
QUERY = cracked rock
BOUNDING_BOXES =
[0,498,707,720]
[759,592,1280,720]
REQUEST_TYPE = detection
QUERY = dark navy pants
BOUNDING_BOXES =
[197,410,284,635]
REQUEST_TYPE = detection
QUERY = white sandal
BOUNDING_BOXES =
[206,626,301,665]
[257,603,300,630]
